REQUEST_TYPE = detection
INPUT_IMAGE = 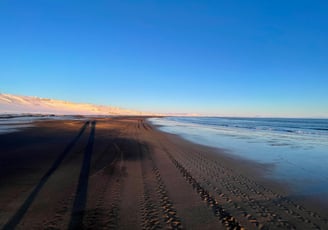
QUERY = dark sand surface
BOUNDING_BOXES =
[0,117,327,229]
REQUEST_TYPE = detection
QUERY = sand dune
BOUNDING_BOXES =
[0,93,153,115]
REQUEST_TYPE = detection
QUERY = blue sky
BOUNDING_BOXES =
[1,0,327,117]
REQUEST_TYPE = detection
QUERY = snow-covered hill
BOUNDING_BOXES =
[0,93,152,116]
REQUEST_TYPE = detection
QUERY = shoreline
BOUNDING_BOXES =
[0,117,327,229]
[149,120,328,215]
[149,116,328,198]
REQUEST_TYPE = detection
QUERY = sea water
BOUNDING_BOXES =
[149,117,328,195]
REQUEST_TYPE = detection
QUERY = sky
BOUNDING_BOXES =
[0,0,328,117]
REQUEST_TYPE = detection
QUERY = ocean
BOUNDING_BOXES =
[149,117,328,195]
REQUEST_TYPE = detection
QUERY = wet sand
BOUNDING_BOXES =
[0,117,327,229]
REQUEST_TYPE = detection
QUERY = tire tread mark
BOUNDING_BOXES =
[140,143,183,229]
[162,147,244,230]
[68,121,96,229]
[2,121,90,230]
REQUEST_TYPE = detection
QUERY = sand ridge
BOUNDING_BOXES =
[0,117,327,229]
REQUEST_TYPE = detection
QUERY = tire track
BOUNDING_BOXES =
[175,150,295,229]
[100,122,139,229]
[101,143,125,229]
[136,120,161,230]
[175,149,328,229]
[197,151,327,229]
[82,125,128,228]
[44,121,125,229]
[82,146,121,229]
[137,120,183,230]
[174,150,273,229]
[162,147,243,230]
[2,121,90,230]
[69,120,96,229]
[139,143,183,230]
[139,144,163,230]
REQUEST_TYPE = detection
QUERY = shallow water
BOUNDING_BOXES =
[0,117,40,134]
[0,115,86,134]
[149,117,328,195]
